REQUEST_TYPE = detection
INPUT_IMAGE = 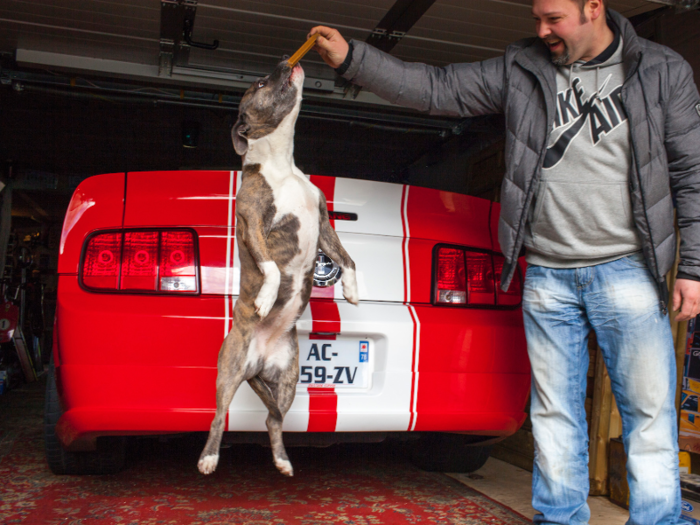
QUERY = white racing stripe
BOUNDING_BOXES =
[231,173,243,296]
[400,184,421,431]
[224,170,235,337]
[332,177,404,236]
[331,233,403,302]
[332,178,406,303]
[408,304,421,431]
[333,301,414,431]
[402,185,411,304]
[332,179,417,431]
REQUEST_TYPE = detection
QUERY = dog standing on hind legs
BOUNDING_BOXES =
[198,59,359,477]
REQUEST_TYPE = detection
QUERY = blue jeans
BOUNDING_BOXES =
[522,254,682,525]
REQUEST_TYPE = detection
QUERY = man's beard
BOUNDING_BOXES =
[550,44,571,66]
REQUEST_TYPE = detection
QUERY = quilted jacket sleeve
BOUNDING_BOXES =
[341,40,506,118]
[666,58,700,281]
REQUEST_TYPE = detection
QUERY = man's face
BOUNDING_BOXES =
[532,0,593,65]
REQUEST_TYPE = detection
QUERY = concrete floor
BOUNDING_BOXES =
[450,457,629,524]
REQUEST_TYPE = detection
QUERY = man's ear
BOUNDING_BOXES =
[231,116,249,156]
[588,0,604,20]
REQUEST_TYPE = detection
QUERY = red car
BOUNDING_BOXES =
[45,170,530,474]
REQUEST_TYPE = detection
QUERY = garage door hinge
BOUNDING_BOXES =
[159,39,175,77]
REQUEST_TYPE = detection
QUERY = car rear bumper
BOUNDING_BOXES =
[55,276,530,449]
[55,364,528,449]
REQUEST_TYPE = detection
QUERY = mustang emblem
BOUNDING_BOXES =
[313,250,342,287]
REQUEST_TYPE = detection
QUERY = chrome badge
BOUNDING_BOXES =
[313,250,342,287]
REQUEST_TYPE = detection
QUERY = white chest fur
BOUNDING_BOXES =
[271,173,320,254]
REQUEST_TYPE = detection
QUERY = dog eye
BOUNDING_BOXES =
[257,80,266,88]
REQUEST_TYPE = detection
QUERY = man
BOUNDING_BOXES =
[310,1,700,523]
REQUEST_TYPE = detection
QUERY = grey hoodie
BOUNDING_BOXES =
[524,31,643,267]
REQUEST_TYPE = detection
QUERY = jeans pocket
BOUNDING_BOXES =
[525,264,545,283]
[619,252,647,269]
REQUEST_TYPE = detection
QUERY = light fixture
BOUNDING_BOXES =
[181,121,200,148]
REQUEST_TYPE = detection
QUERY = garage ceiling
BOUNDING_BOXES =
[0,0,665,225]
[2,0,660,97]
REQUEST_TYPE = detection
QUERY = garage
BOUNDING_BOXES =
[1,0,700,523]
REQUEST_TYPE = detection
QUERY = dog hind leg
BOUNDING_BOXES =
[198,326,253,475]
[248,375,282,422]
[255,329,300,476]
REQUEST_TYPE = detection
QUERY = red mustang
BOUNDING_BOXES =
[46,170,529,474]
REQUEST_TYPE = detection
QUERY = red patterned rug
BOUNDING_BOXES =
[1,378,531,524]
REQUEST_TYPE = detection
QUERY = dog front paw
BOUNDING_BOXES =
[255,261,280,319]
[255,284,278,319]
[198,454,219,475]
[342,267,359,306]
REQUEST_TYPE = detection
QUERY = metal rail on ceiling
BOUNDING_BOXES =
[2,67,473,135]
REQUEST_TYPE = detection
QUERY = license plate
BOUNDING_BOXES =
[297,338,371,389]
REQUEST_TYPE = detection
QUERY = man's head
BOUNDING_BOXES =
[532,0,608,66]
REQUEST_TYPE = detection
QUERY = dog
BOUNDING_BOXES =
[197,59,359,477]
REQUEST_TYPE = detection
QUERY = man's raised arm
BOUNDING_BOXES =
[308,25,506,119]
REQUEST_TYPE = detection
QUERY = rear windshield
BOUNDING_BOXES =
[293,112,505,202]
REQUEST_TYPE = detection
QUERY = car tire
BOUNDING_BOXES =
[409,433,493,473]
[44,357,126,475]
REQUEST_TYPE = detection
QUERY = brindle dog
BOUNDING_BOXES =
[198,59,359,477]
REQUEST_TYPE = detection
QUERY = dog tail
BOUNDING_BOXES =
[247,376,283,421]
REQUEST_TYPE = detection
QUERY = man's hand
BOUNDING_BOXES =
[308,26,349,69]
[673,278,700,322]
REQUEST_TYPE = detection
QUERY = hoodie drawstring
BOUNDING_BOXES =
[569,63,574,90]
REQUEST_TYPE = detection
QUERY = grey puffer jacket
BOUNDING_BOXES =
[341,9,700,306]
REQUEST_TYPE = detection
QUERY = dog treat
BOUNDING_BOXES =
[287,33,319,67]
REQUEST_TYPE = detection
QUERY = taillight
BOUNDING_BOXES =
[434,246,521,307]
[436,248,466,304]
[493,255,522,306]
[466,252,494,305]
[81,229,198,294]
[121,231,158,290]
[159,231,197,292]
[82,233,122,290]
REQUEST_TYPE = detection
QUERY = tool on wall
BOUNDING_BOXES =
[159,0,220,77]
[183,18,218,50]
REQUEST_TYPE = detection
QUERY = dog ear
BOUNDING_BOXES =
[231,117,250,156]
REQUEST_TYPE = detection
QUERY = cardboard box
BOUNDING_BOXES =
[682,452,692,474]
[608,437,629,509]
[681,473,700,524]
[610,440,691,511]
[681,317,700,454]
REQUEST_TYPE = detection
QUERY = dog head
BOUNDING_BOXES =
[232,59,305,156]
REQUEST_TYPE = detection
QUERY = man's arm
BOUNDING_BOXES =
[309,26,505,118]
[665,58,700,321]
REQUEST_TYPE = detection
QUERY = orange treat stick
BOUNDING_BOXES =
[287,33,319,67]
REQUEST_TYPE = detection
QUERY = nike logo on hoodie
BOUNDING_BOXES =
[544,75,628,169]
